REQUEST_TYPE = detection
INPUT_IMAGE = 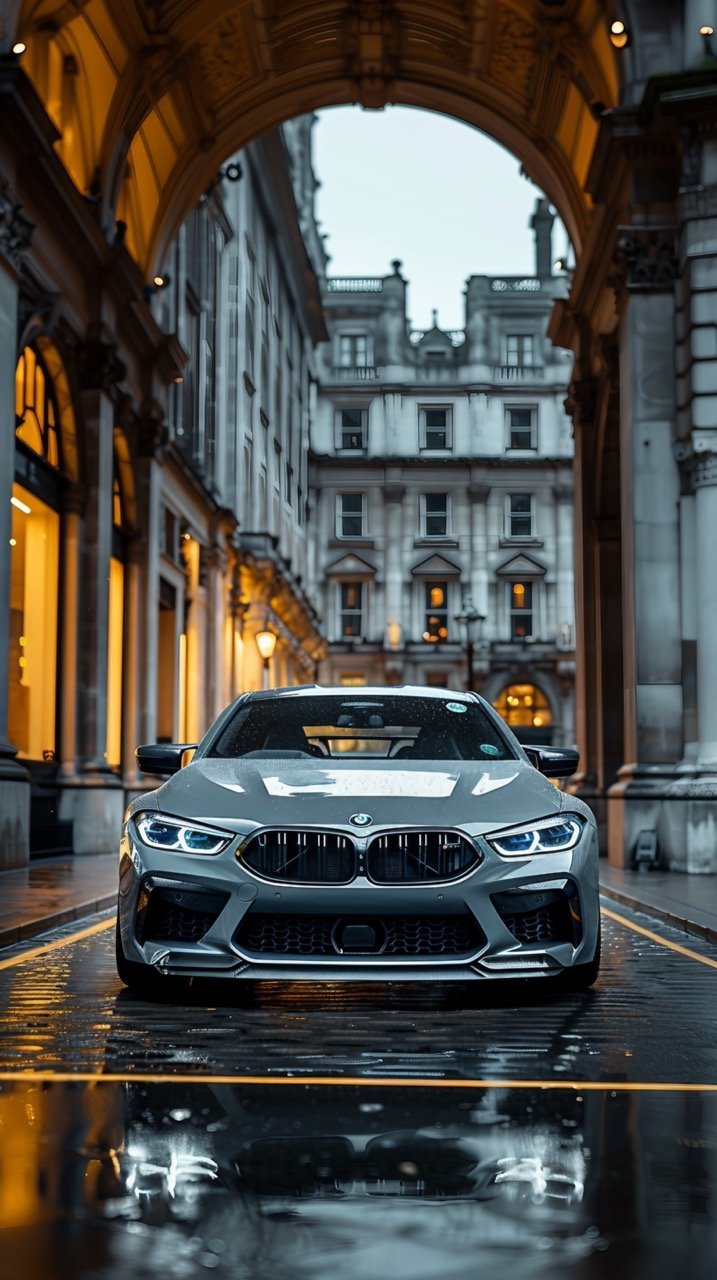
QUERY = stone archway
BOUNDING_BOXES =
[2,1,716,870]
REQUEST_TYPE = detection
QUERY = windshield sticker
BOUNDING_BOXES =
[445,702,467,714]
[472,772,519,796]
[262,770,459,799]
[480,744,501,757]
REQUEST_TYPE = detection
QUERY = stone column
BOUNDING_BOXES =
[121,533,145,798]
[693,453,717,765]
[0,180,33,867]
[58,332,125,853]
[607,231,683,866]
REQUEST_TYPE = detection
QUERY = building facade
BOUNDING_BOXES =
[310,201,576,747]
[3,115,325,866]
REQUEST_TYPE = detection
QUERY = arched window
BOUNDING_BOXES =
[493,683,552,742]
[9,345,66,761]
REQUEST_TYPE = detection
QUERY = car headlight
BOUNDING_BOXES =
[487,814,584,857]
[134,813,234,855]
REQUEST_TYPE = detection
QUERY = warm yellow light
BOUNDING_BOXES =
[610,20,626,35]
[12,42,26,55]
[387,621,401,649]
[533,715,544,727]
[699,25,715,37]
[18,657,26,669]
[153,274,166,288]
[9,538,16,547]
[255,629,277,661]
[11,495,31,515]
[19,637,26,647]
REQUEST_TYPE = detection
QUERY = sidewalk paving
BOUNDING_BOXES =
[1,854,717,952]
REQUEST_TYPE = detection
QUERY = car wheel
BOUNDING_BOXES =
[115,913,174,998]
[562,920,601,991]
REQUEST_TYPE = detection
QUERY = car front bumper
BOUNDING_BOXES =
[117,821,600,983]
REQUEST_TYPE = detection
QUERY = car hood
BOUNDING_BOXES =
[146,757,564,834]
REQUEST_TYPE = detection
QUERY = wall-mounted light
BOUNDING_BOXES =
[152,272,170,289]
[11,494,31,515]
[609,19,630,49]
[12,42,26,55]
[700,24,715,57]
[255,626,277,690]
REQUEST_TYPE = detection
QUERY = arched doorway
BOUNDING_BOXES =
[493,682,554,746]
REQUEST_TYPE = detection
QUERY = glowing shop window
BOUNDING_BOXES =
[493,683,552,730]
[8,484,59,759]
[105,558,124,767]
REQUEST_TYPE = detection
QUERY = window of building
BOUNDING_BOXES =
[337,333,370,368]
[337,407,366,451]
[506,493,533,538]
[509,581,533,638]
[423,582,449,643]
[8,483,60,760]
[506,334,534,367]
[339,582,364,638]
[421,493,449,538]
[157,578,179,742]
[493,683,552,732]
[507,406,536,450]
[160,505,180,561]
[337,493,365,538]
[14,346,61,466]
[420,407,451,450]
[106,457,126,769]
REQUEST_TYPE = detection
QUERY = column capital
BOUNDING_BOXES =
[467,483,490,503]
[675,438,717,491]
[0,180,34,271]
[615,225,678,292]
[131,398,168,458]
[76,326,127,397]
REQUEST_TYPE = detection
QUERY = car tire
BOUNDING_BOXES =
[115,913,173,998]
[562,920,601,991]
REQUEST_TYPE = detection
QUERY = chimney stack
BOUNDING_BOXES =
[530,198,554,280]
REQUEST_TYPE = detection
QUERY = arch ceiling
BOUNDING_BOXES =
[13,0,620,275]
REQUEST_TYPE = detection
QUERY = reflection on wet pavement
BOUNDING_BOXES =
[1,1080,716,1280]
[0,911,716,1084]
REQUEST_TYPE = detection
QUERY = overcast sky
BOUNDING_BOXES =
[313,106,569,332]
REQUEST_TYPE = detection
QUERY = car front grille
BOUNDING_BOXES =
[238,828,480,885]
[366,832,480,883]
[491,888,581,946]
[241,830,355,884]
[140,887,230,944]
[234,911,485,959]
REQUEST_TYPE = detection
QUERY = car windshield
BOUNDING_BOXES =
[208,694,515,761]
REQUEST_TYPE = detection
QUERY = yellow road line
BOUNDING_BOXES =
[0,1071,715,1091]
[0,916,114,972]
[601,904,717,970]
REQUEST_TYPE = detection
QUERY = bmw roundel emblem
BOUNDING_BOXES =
[349,813,373,828]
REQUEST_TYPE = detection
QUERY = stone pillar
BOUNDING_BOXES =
[607,232,683,867]
[57,488,82,780]
[467,481,489,619]
[121,534,145,798]
[58,333,125,853]
[693,454,717,765]
[0,181,33,867]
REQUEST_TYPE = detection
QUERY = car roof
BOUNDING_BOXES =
[242,685,478,703]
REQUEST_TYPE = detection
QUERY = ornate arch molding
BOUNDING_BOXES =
[13,0,621,274]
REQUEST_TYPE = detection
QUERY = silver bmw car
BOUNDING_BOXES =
[116,686,600,995]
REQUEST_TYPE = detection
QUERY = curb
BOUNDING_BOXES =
[0,894,117,950]
[600,886,717,948]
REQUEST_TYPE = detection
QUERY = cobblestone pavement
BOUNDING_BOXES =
[0,902,716,1279]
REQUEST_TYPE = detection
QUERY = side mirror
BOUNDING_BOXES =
[135,743,198,775]
[522,745,579,778]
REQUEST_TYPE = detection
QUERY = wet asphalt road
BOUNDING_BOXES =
[0,901,716,1279]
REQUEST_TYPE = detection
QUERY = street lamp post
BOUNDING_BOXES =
[255,627,277,690]
[454,602,486,692]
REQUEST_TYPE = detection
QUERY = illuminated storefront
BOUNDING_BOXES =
[493,683,553,745]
